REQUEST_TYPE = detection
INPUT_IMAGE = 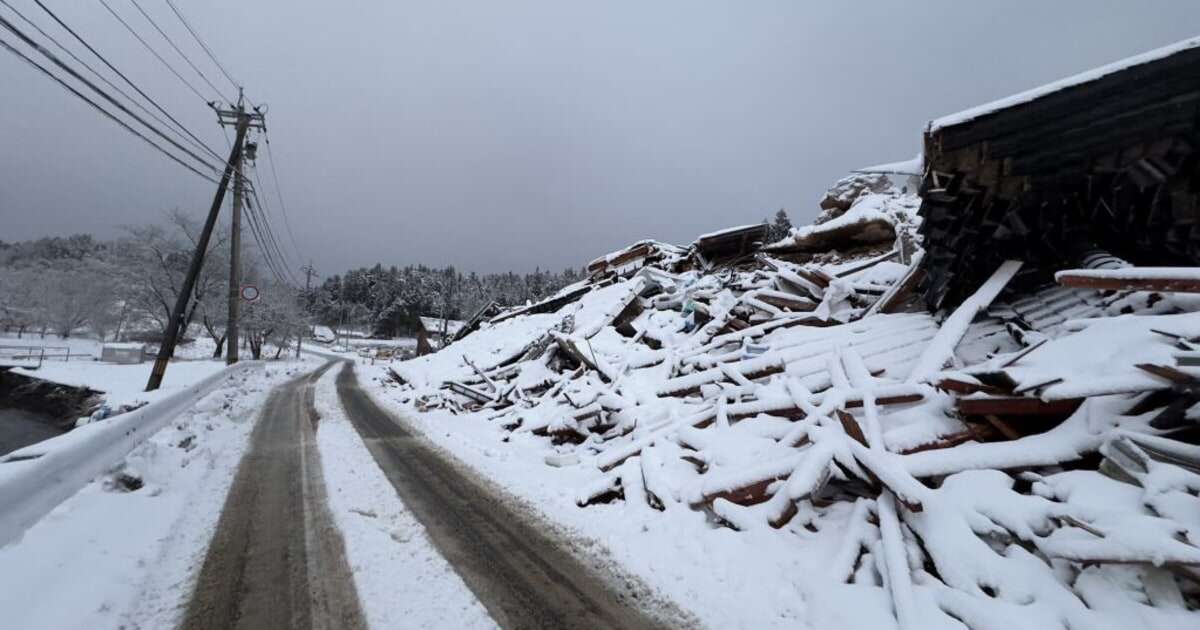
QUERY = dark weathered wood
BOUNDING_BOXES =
[1135,363,1198,384]
[983,414,1023,440]
[1057,271,1200,293]
[956,396,1083,417]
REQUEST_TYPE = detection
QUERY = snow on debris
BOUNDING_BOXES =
[854,153,924,176]
[930,35,1200,131]
[369,169,1200,628]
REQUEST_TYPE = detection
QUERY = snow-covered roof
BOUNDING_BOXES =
[418,316,465,336]
[692,223,763,243]
[931,35,1200,131]
[853,153,923,176]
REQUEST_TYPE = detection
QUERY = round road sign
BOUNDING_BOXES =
[240,284,261,302]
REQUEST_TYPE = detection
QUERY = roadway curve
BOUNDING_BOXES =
[334,362,670,630]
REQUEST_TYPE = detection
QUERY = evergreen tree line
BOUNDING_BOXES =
[310,264,585,338]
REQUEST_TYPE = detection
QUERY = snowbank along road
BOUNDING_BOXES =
[334,363,669,630]
[181,361,367,630]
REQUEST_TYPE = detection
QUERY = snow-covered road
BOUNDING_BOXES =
[332,362,672,629]
[0,357,678,628]
[180,361,366,630]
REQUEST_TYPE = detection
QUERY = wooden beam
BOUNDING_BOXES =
[957,396,1083,416]
[1056,268,1200,293]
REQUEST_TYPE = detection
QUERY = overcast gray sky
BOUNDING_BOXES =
[3,1,1199,277]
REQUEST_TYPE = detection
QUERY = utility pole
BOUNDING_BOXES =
[297,261,316,358]
[217,89,264,366]
[146,110,249,391]
[146,92,265,391]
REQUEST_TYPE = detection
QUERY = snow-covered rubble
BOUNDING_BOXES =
[369,172,1200,628]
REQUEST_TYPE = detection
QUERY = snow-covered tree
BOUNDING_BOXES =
[766,208,793,243]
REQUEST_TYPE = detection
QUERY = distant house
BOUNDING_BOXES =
[100,343,145,364]
[312,326,335,343]
[415,316,465,356]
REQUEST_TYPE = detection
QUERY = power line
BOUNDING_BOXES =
[253,187,301,286]
[163,0,238,93]
[244,186,295,287]
[263,134,304,261]
[27,0,224,167]
[250,164,293,262]
[95,0,219,103]
[251,153,301,266]
[241,166,295,284]
[0,0,222,163]
[0,32,218,183]
[125,0,232,103]
[247,181,300,286]
[0,11,222,175]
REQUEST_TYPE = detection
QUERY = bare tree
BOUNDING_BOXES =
[112,210,229,349]
[241,277,306,359]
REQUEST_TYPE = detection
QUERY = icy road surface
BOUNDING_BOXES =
[334,363,669,630]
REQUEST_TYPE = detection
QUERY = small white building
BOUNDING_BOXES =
[100,343,145,364]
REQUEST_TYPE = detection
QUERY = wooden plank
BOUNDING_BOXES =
[833,249,901,278]
[908,260,1023,383]
[933,378,1008,396]
[1135,363,1197,384]
[957,396,1083,417]
[864,251,926,317]
[1000,339,1047,368]
[1057,268,1200,293]
[983,414,1023,440]
[444,380,493,404]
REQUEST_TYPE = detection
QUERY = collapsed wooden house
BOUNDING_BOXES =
[415,316,465,356]
[374,37,1200,627]
[919,36,1200,310]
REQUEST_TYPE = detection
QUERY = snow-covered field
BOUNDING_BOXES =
[13,359,228,410]
[0,359,318,629]
[0,332,102,362]
[312,366,496,629]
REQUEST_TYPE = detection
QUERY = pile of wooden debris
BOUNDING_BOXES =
[383,167,1199,626]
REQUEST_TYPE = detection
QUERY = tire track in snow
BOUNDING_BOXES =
[180,361,365,630]
[333,362,669,630]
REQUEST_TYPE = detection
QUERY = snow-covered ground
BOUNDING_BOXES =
[0,332,102,362]
[360,365,845,629]
[312,366,496,629]
[0,359,318,629]
[12,359,228,409]
[343,337,417,349]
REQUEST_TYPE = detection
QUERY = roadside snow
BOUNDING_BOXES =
[13,359,228,409]
[0,359,318,630]
[360,367,881,630]
[312,364,497,630]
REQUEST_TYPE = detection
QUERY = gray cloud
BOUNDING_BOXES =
[3,1,1199,277]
